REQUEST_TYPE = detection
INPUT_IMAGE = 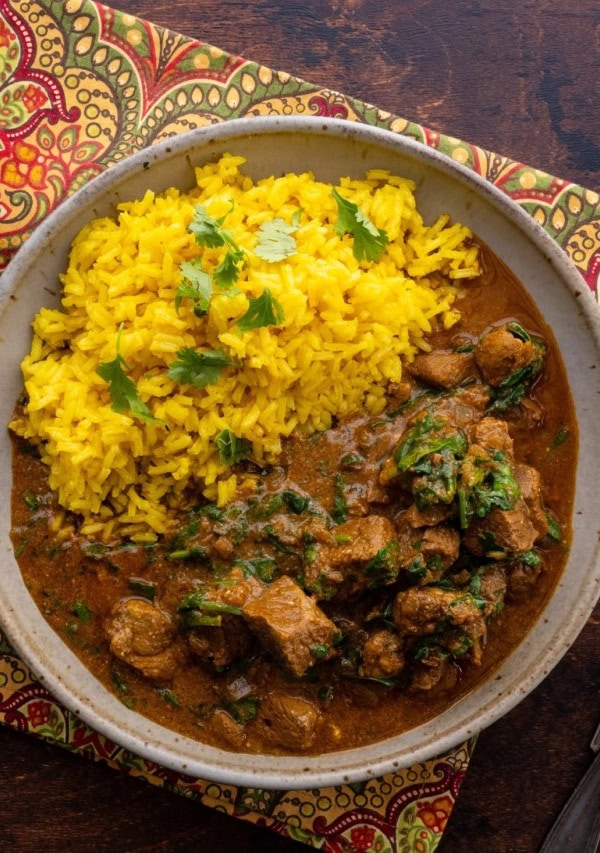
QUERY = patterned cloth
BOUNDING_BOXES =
[0,1,598,851]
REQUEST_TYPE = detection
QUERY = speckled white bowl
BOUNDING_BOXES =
[1,117,600,790]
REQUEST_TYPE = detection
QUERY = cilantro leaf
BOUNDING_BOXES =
[255,217,298,262]
[236,288,285,332]
[331,188,389,262]
[188,204,245,287]
[214,246,245,288]
[215,429,251,465]
[96,329,162,424]
[188,205,229,247]
[167,348,235,388]
[175,260,213,315]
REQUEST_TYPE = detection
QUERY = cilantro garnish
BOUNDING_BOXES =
[331,187,389,262]
[167,348,235,388]
[188,204,245,287]
[213,246,245,288]
[71,600,92,623]
[188,205,231,247]
[550,426,570,450]
[236,288,285,332]
[255,216,299,262]
[215,429,251,465]
[96,328,162,424]
[175,260,213,316]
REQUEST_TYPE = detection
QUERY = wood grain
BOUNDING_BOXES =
[3,1,600,851]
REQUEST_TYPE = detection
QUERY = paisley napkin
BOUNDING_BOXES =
[0,1,598,851]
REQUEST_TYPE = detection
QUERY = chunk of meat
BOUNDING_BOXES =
[417,525,460,574]
[105,598,178,681]
[408,351,474,389]
[409,655,459,693]
[467,417,514,459]
[342,480,371,516]
[394,586,481,636]
[361,629,404,679]
[416,385,490,431]
[205,567,264,609]
[402,502,455,529]
[394,585,487,664]
[242,576,337,677]
[463,498,537,558]
[188,615,253,669]
[183,570,263,667]
[326,516,399,580]
[513,463,549,538]
[257,692,321,751]
[475,565,508,618]
[395,520,460,585]
[507,556,544,601]
[211,535,235,561]
[365,477,394,507]
[307,515,400,598]
[386,379,414,408]
[207,709,246,750]
[474,326,537,386]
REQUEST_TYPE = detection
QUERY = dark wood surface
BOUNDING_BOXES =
[3,1,600,851]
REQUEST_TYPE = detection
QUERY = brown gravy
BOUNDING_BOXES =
[10,243,577,755]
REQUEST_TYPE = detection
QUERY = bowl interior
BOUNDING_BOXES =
[1,116,600,789]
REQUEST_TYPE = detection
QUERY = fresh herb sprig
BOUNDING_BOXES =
[167,348,236,388]
[215,429,251,465]
[96,327,163,424]
[236,288,285,332]
[177,589,242,628]
[175,260,213,316]
[254,212,301,262]
[332,188,389,262]
[189,204,245,288]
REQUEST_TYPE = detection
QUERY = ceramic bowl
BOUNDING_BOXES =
[1,116,600,789]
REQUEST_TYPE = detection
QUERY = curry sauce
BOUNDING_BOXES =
[10,243,577,755]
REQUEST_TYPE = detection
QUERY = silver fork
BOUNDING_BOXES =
[539,719,600,852]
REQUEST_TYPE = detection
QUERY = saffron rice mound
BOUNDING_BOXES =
[10,154,480,542]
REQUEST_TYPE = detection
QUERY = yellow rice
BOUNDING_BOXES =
[10,154,480,542]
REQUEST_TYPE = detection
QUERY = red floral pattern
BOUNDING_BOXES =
[416,796,454,834]
[351,825,377,850]
[26,699,52,727]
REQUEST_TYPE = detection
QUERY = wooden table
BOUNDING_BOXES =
[3,1,600,850]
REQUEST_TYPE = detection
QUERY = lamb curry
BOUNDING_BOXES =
[10,244,577,756]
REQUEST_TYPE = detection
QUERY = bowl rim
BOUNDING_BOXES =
[2,114,600,790]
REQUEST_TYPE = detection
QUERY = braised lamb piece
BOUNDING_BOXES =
[242,576,337,677]
[408,351,474,389]
[474,325,537,386]
[360,629,405,679]
[256,692,322,751]
[105,598,179,681]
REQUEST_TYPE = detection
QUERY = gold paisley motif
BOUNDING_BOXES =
[585,189,600,206]
[241,72,256,95]
[226,85,241,109]
[258,65,274,86]
[567,192,583,216]
[390,117,410,133]
[551,206,567,233]
[565,219,600,289]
